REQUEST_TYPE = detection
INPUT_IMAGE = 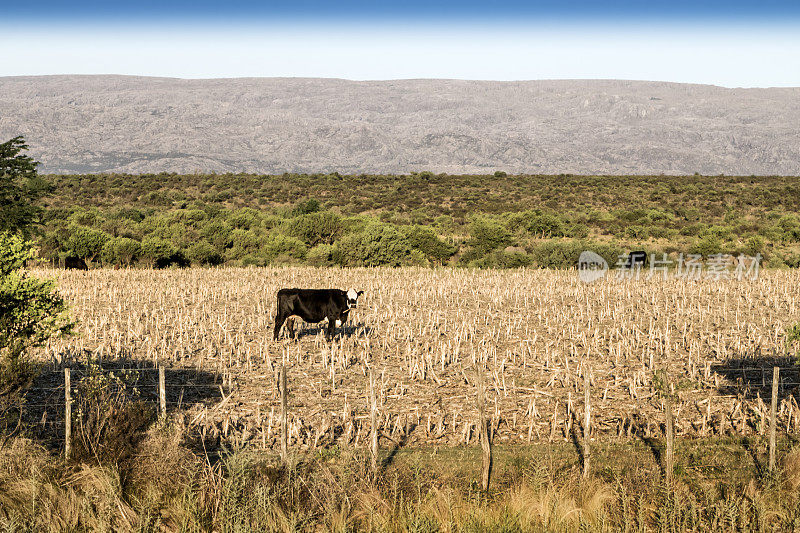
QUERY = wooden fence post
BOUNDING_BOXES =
[369,368,379,474]
[64,368,71,460]
[280,364,288,463]
[770,366,779,472]
[583,370,591,478]
[476,366,492,491]
[158,365,166,419]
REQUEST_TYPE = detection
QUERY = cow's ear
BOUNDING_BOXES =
[357,290,364,296]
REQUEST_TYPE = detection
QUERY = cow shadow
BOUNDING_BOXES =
[283,322,375,341]
[711,354,799,401]
[6,355,222,451]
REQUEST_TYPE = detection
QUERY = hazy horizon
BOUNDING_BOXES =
[2,0,799,87]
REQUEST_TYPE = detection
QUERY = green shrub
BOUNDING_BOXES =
[783,252,800,269]
[101,237,141,267]
[283,211,343,246]
[689,235,723,257]
[469,217,512,255]
[0,232,72,410]
[200,220,233,250]
[528,240,585,269]
[140,237,187,268]
[227,208,258,230]
[528,240,623,269]
[187,241,223,266]
[777,215,800,243]
[66,226,110,266]
[470,249,534,269]
[307,244,335,267]
[109,208,145,223]
[742,235,765,257]
[401,225,457,265]
[72,361,154,465]
[292,198,321,216]
[262,234,307,263]
[227,229,261,260]
[333,223,415,267]
[141,190,172,207]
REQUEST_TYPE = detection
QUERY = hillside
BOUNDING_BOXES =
[33,173,800,269]
[2,75,799,175]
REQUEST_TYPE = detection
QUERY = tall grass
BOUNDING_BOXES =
[3,427,800,531]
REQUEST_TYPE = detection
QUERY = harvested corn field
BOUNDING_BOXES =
[31,267,800,450]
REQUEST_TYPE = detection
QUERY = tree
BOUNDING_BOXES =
[102,237,141,267]
[187,241,222,266]
[66,227,110,266]
[1,232,72,396]
[0,137,51,236]
[468,216,512,256]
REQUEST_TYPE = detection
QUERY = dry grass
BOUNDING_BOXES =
[30,266,800,450]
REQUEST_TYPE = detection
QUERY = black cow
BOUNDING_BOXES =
[274,288,363,341]
[623,251,648,269]
[63,256,88,270]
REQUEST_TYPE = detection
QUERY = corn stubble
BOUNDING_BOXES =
[4,266,800,532]
[34,267,800,450]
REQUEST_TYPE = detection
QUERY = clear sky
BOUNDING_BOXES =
[2,1,799,87]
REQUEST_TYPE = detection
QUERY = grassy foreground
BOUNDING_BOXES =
[2,425,800,532]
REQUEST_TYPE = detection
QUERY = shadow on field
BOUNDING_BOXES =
[711,355,800,400]
[8,354,222,451]
[283,321,374,340]
[380,421,416,472]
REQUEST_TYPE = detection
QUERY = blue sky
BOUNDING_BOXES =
[2,1,799,86]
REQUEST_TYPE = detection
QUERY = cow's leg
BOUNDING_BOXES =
[286,316,296,340]
[274,311,287,340]
[325,315,337,341]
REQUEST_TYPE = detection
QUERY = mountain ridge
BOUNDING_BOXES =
[1,75,798,175]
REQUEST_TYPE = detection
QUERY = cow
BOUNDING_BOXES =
[623,251,648,269]
[63,256,88,270]
[274,288,363,341]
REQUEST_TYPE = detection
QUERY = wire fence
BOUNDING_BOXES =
[9,358,800,482]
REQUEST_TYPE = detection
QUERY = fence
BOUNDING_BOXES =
[15,359,800,488]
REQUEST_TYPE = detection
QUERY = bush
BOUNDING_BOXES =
[307,244,335,267]
[776,215,800,243]
[469,249,534,269]
[292,198,321,216]
[520,210,565,237]
[528,240,623,269]
[262,234,307,263]
[333,223,415,267]
[72,362,155,465]
[742,235,765,257]
[66,226,110,266]
[200,220,233,250]
[140,237,188,268]
[0,233,72,425]
[469,217,512,255]
[227,208,258,230]
[401,225,457,265]
[227,229,261,260]
[283,211,343,246]
[784,252,800,269]
[102,237,141,267]
[187,241,223,266]
[528,241,585,269]
[690,235,723,258]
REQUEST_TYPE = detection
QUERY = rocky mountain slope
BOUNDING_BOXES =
[1,75,798,175]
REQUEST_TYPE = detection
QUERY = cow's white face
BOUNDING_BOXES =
[346,288,362,309]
